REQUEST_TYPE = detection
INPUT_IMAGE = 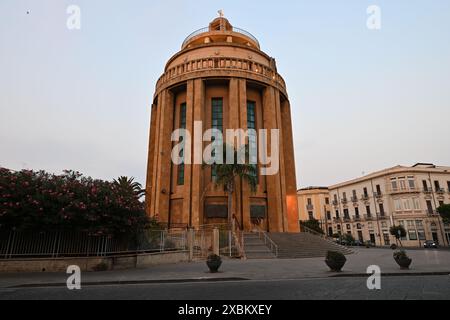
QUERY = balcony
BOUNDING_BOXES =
[306,204,314,211]
[427,210,440,217]
[364,214,373,220]
[343,216,351,222]
[389,187,419,195]
[351,196,359,203]
[332,200,339,206]
[360,194,369,201]
[436,188,445,195]
[333,217,342,223]
[374,192,383,198]
[353,215,361,222]
[378,214,388,220]
[423,188,433,194]
[341,198,348,204]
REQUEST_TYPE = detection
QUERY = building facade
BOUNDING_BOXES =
[298,164,450,247]
[145,16,299,232]
[297,187,332,234]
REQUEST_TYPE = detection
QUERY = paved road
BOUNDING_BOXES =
[1,276,449,300]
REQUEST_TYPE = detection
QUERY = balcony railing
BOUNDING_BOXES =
[374,192,383,198]
[343,216,351,222]
[423,188,433,194]
[332,200,339,206]
[333,217,342,223]
[156,56,286,93]
[361,194,369,201]
[436,188,445,194]
[182,26,260,48]
[341,198,348,204]
[306,204,314,211]
[353,215,361,222]
[378,214,388,220]
[351,196,359,203]
[364,214,373,220]
[427,211,440,217]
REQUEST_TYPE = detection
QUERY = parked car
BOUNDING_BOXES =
[353,240,364,247]
[423,240,438,249]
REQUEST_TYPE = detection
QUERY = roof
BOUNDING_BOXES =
[328,163,450,189]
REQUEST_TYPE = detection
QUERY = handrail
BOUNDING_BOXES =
[182,26,259,48]
[253,226,278,257]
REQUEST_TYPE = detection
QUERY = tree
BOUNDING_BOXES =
[437,204,450,224]
[300,219,324,234]
[212,145,257,226]
[390,225,407,247]
[113,176,145,199]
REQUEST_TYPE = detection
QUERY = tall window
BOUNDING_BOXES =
[211,98,223,180]
[363,187,368,197]
[366,205,371,216]
[408,176,416,189]
[247,101,258,183]
[355,207,360,217]
[177,103,187,185]
[379,203,385,216]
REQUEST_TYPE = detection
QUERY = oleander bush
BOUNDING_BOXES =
[0,167,154,236]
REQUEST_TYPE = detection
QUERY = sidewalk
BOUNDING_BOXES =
[1,248,450,288]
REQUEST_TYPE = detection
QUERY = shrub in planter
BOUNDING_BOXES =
[325,251,347,272]
[92,262,109,272]
[393,250,412,270]
[206,254,222,273]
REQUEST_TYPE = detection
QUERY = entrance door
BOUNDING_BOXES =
[358,231,364,242]
[328,227,333,237]
[370,233,376,245]
[432,232,439,244]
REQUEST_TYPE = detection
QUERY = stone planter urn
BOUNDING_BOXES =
[325,251,347,272]
[206,254,222,273]
[393,251,412,270]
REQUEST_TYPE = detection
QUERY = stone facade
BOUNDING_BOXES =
[298,163,450,247]
[146,17,299,232]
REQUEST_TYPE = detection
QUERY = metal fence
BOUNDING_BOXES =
[0,230,187,260]
[191,229,239,259]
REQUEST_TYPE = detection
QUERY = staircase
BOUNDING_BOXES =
[268,233,353,259]
[243,232,276,259]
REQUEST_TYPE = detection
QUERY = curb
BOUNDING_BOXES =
[8,277,249,289]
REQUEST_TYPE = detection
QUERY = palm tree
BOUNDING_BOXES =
[113,176,145,199]
[212,145,258,226]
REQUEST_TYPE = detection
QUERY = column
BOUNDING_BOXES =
[274,89,288,232]
[238,79,252,231]
[281,99,300,232]
[182,80,194,226]
[262,86,283,232]
[228,79,242,226]
[154,89,174,223]
[190,79,205,228]
[145,103,158,216]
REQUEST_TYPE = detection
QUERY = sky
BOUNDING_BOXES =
[1,0,450,188]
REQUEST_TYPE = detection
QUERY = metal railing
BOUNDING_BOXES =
[253,227,278,257]
[182,26,259,48]
[0,230,187,260]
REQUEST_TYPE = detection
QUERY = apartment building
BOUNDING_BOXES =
[299,163,450,247]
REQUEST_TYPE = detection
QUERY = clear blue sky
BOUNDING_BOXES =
[1,0,450,188]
